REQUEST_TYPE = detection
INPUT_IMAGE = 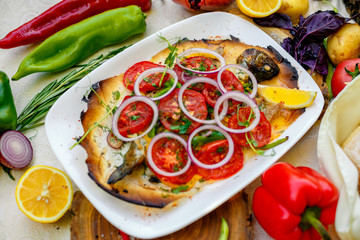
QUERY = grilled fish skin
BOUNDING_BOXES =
[237,48,280,82]
[107,140,145,184]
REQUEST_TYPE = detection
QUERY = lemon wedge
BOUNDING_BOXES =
[15,165,73,223]
[236,0,282,18]
[257,85,317,109]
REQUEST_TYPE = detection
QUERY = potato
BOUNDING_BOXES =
[327,23,360,66]
[277,0,309,24]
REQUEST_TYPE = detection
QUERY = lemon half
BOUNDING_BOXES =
[236,0,282,18]
[15,165,73,223]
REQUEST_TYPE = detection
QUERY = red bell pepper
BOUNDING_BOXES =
[119,230,130,240]
[0,0,151,49]
[252,162,339,240]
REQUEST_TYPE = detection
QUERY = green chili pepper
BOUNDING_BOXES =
[219,217,229,240]
[191,131,226,148]
[12,6,146,80]
[0,71,17,132]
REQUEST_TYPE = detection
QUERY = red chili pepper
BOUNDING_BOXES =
[0,0,151,49]
[252,162,339,240]
[119,230,130,240]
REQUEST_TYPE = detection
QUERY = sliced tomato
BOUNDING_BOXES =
[180,56,218,72]
[174,56,218,89]
[195,139,244,180]
[123,61,169,91]
[202,84,222,107]
[202,70,244,107]
[117,97,154,137]
[158,88,207,134]
[150,137,195,185]
[219,70,244,92]
[228,107,271,148]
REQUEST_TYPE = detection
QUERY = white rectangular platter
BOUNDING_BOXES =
[45,12,324,239]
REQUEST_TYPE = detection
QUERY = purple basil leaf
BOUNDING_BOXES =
[253,13,295,31]
[297,42,319,72]
[314,47,328,75]
[297,42,328,75]
[295,10,346,43]
[281,37,296,56]
[298,15,306,28]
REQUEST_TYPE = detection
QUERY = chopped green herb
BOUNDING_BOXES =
[130,115,140,121]
[171,185,189,194]
[199,178,206,183]
[160,187,170,192]
[113,90,121,101]
[170,119,192,134]
[216,147,225,153]
[130,103,137,111]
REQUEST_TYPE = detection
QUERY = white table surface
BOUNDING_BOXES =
[0,0,349,239]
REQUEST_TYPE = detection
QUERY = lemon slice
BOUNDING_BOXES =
[257,85,317,109]
[236,0,282,18]
[15,165,73,223]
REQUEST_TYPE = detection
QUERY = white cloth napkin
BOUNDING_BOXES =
[318,76,360,240]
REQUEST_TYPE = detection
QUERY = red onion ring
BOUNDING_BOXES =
[214,91,261,134]
[181,71,194,83]
[0,130,33,169]
[176,48,226,75]
[107,132,123,149]
[133,67,178,101]
[178,77,227,125]
[217,64,258,99]
[112,96,158,142]
[187,125,234,169]
[146,132,191,177]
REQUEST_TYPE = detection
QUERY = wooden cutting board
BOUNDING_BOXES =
[70,190,254,240]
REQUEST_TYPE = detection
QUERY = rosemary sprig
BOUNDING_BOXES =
[70,83,128,149]
[16,46,130,132]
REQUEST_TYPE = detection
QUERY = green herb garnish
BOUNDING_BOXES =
[170,118,192,134]
[130,115,140,121]
[171,185,189,194]
[16,46,130,132]
[158,36,180,87]
[2,165,15,181]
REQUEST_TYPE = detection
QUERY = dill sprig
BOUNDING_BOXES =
[16,46,130,132]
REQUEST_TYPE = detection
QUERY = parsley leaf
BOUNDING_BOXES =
[216,147,225,153]
[170,119,192,134]
[130,115,140,121]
